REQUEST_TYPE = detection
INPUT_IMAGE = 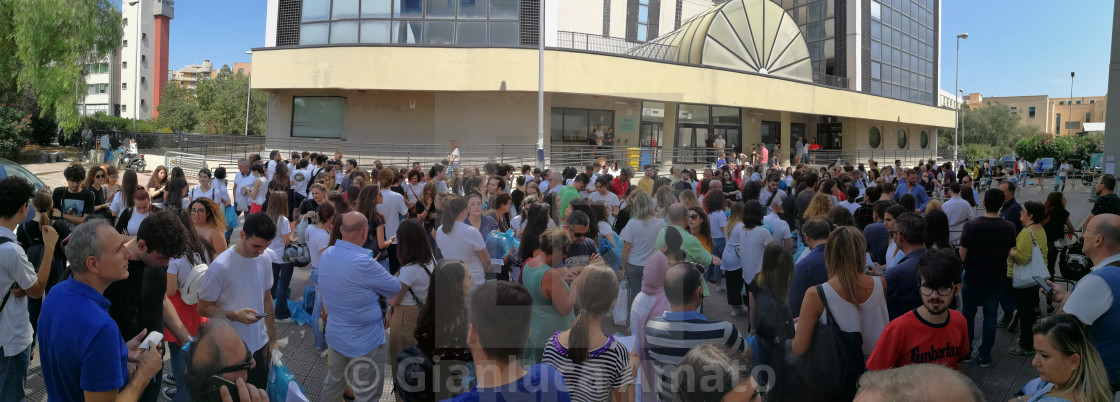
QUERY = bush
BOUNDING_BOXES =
[1015,133,1102,163]
[0,104,31,159]
[961,144,994,164]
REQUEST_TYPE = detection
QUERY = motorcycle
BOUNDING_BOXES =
[115,146,147,172]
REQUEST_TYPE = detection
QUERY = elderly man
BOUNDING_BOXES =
[319,212,402,401]
[853,364,983,402]
[233,159,254,215]
[185,319,269,402]
[38,219,163,401]
[941,183,972,245]
[1051,214,1120,392]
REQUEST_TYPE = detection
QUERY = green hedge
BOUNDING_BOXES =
[1014,133,1102,163]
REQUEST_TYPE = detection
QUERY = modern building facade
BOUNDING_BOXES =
[171,60,215,89]
[78,52,122,116]
[967,93,1108,136]
[121,0,174,120]
[253,0,954,167]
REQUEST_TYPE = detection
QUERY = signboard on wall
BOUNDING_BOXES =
[619,117,637,132]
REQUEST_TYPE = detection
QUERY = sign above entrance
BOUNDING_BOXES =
[619,117,637,132]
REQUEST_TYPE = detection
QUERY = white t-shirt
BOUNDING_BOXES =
[398,262,433,306]
[307,225,330,268]
[721,222,745,271]
[234,171,256,210]
[737,226,773,284]
[252,177,268,205]
[763,212,791,242]
[588,191,620,210]
[198,247,274,352]
[708,210,727,239]
[402,182,425,204]
[842,200,860,215]
[511,215,527,239]
[620,218,667,266]
[292,169,311,195]
[1059,163,1071,177]
[381,189,409,245]
[1065,255,1120,325]
[0,229,37,356]
[127,210,148,237]
[110,191,127,216]
[288,163,299,181]
[714,138,726,149]
[266,160,277,181]
[598,221,614,237]
[190,185,227,205]
[436,222,487,285]
[450,148,460,164]
[268,216,292,264]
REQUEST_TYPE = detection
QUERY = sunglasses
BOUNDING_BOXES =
[95,174,105,178]
[570,230,588,239]
[688,214,700,220]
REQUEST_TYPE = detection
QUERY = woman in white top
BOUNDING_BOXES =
[435,197,491,289]
[188,198,228,255]
[447,140,460,175]
[792,226,889,358]
[110,170,139,217]
[876,205,908,273]
[190,168,230,206]
[731,200,772,317]
[247,164,268,213]
[264,191,294,322]
[387,219,434,380]
[619,191,666,305]
[306,202,335,355]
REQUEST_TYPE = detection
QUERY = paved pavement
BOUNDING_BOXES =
[18,157,1102,401]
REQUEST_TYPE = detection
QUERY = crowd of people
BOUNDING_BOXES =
[3,142,1120,402]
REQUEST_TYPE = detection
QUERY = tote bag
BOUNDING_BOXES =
[1013,229,1049,288]
[794,284,866,401]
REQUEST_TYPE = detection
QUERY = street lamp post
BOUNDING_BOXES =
[959,89,965,152]
[245,50,252,136]
[1069,71,1075,135]
[954,32,968,163]
[536,0,545,169]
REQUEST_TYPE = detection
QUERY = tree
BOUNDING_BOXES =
[0,0,123,134]
[939,104,1042,160]
[157,82,198,133]
[195,72,266,135]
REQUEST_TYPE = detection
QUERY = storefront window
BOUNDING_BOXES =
[551,108,615,144]
[293,97,347,138]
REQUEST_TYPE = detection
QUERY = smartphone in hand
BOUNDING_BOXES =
[254,313,272,318]
[1034,276,1053,295]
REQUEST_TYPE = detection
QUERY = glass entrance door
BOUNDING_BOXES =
[675,124,710,164]
[640,122,663,147]
[713,127,741,158]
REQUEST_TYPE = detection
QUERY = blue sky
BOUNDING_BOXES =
[165,0,1115,98]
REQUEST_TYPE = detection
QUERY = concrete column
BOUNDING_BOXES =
[780,111,791,167]
[662,101,678,169]
[1105,3,1120,176]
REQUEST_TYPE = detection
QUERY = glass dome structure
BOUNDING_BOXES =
[627,0,813,82]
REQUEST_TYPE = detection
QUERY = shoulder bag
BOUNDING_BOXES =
[795,284,866,401]
[1012,228,1049,288]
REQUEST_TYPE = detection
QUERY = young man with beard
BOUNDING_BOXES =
[866,248,970,370]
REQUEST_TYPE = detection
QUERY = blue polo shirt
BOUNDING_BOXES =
[884,248,927,320]
[38,278,130,401]
[893,182,931,211]
[788,244,828,317]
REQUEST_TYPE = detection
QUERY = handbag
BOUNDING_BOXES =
[795,284,866,401]
[1013,229,1050,288]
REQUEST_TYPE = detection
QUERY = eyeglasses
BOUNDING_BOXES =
[569,230,588,239]
[190,208,207,214]
[688,214,700,220]
[919,283,955,296]
[95,174,105,179]
[216,343,254,375]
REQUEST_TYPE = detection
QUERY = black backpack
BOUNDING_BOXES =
[791,284,866,402]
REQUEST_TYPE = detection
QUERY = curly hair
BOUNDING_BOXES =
[136,209,187,259]
[190,197,227,233]
[63,163,87,183]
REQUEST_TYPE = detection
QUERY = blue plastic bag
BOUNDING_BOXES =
[485,229,519,260]
[268,352,308,402]
[599,233,623,271]
[301,285,316,314]
[224,205,240,229]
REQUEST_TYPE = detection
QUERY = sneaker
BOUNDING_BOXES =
[275,317,294,324]
[162,372,175,386]
[161,386,176,400]
[716,283,726,293]
[978,358,991,368]
[729,306,748,317]
[319,349,329,358]
[1007,345,1035,356]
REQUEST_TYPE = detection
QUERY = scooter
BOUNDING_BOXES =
[116,146,147,172]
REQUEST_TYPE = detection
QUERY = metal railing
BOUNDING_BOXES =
[131,132,266,164]
[805,149,943,167]
[813,73,850,90]
[164,151,208,174]
[556,31,640,55]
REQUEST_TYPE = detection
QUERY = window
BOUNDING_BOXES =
[303,0,516,45]
[141,55,146,63]
[122,61,127,69]
[1010,106,1017,115]
[124,18,128,26]
[1056,113,1061,133]
[868,126,881,148]
[238,68,245,74]
[122,104,128,113]
[919,130,928,149]
[871,1,881,20]
[1059,101,1065,105]
[1076,100,1082,105]
[1086,112,1092,123]
[897,128,907,149]
[550,108,615,143]
[1091,99,1096,104]
[637,0,650,42]
[140,76,146,84]
[142,33,147,41]
[123,40,128,47]
[1029,106,1036,118]
[293,97,347,138]
[122,82,127,90]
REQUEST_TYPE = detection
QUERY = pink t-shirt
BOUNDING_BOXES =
[761,147,769,162]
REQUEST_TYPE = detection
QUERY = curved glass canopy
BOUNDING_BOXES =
[627,0,813,82]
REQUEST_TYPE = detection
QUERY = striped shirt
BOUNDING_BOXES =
[645,311,746,402]
[543,331,634,402]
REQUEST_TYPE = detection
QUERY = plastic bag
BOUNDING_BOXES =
[612,279,628,326]
[485,229,520,260]
[268,352,309,402]
[599,233,623,271]
[224,205,240,229]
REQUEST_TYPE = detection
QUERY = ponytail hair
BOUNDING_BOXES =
[568,263,619,364]
[441,197,468,234]
[664,226,686,262]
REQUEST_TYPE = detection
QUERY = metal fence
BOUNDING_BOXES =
[131,132,265,164]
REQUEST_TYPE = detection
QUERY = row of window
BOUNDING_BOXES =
[302,0,518,21]
[870,80,934,105]
[300,20,518,45]
[868,126,930,149]
[84,63,111,75]
[1059,100,1095,105]
[1010,106,1039,119]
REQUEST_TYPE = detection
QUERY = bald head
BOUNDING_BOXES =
[1084,214,1120,262]
[853,364,982,402]
[340,211,368,244]
[187,319,253,397]
[667,203,688,226]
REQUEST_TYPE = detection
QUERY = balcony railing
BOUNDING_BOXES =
[813,72,849,90]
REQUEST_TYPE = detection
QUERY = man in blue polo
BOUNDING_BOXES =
[892,170,930,211]
[319,211,401,401]
[883,213,928,320]
[38,219,163,401]
[788,217,831,317]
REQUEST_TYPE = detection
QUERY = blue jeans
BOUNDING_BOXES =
[271,262,294,319]
[0,345,31,401]
[103,148,111,164]
[168,342,189,402]
[1054,176,1066,191]
[963,282,1000,360]
[1000,277,1017,320]
[309,266,327,352]
[706,237,726,284]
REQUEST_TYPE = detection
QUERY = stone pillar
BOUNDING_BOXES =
[661,101,678,170]
[1105,4,1120,176]
[780,111,792,168]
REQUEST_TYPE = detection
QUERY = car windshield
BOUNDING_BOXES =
[0,159,45,190]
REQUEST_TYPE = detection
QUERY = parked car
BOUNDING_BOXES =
[1000,155,1017,170]
[0,157,48,223]
[1038,157,1056,174]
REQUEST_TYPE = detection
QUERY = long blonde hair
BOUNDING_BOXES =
[678,190,701,210]
[824,226,867,309]
[1034,315,1114,402]
[724,202,744,237]
[567,263,618,364]
[629,190,657,221]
